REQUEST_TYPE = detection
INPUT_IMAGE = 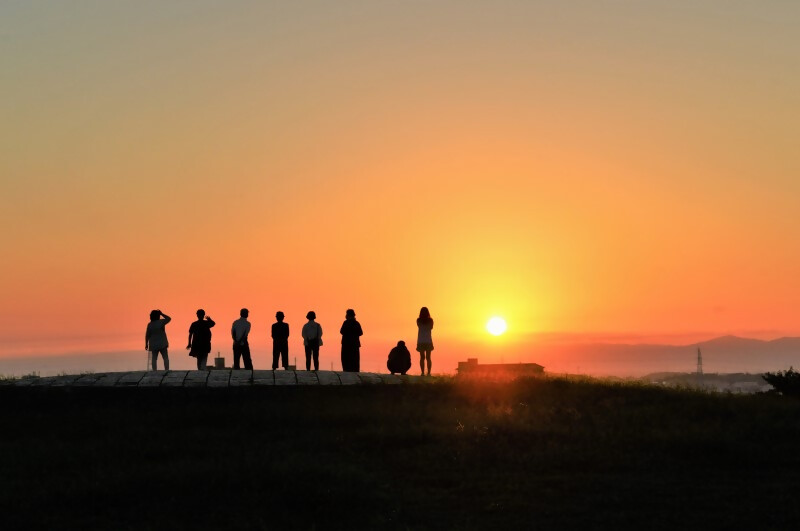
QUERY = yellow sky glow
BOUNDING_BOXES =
[2,2,799,373]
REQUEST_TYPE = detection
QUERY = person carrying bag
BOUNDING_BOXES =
[302,311,323,371]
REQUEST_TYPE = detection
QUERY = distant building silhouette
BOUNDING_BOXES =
[457,358,544,377]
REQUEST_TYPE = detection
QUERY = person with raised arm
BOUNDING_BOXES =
[231,308,253,370]
[187,309,215,370]
[145,309,171,371]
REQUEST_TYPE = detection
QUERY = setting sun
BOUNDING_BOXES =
[486,317,508,336]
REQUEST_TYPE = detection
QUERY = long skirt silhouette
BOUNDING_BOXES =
[340,318,363,372]
[341,345,360,372]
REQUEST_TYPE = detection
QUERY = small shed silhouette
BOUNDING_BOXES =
[457,358,544,376]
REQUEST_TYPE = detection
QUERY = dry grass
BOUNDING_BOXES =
[1,376,799,529]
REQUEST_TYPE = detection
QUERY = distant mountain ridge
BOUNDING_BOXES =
[695,335,767,347]
[694,335,800,349]
[532,335,800,376]
[693,335,800,353]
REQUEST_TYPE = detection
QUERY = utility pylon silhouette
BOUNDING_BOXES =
[696,348,703,385]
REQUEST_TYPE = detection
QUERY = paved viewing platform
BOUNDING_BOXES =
[1,370,427,388]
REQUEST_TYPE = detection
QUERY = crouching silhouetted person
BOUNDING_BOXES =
[145,309,171,370]
[187,309,215,370]
[340,308,363,372]
[387,341,411,375]
[231,308,253,370]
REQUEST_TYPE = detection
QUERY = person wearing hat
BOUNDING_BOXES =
[301,311,323,371]
[271,311,290,370]
[387,340,412,375]
[339,308,363,372]
[187,309,215,370]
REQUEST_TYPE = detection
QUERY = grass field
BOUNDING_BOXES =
[2,376,799,530]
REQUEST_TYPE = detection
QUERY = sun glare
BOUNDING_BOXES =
[486,317,507,336]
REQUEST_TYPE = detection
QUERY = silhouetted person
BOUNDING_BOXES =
[301,311,323,371]
[417,307,434,376]
[187,309,215,370]
[271,311,290,370]
[387,340,412,375]
[340,308,363,372]
[145,309,171,371]
[231,308,253,370]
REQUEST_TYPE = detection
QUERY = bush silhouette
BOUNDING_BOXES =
[762,367,800,396]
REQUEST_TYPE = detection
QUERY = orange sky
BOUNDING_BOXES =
[1,2,799,372]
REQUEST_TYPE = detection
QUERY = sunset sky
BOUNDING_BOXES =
[2,1,799,373]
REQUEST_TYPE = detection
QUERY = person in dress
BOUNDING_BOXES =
[301,311,323,371]
[145,309,171,371]
[339,309,363,372]
[416,307,434,376]
[187,309,215,370]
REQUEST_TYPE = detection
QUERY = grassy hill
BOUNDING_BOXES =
[2,376,799,529]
